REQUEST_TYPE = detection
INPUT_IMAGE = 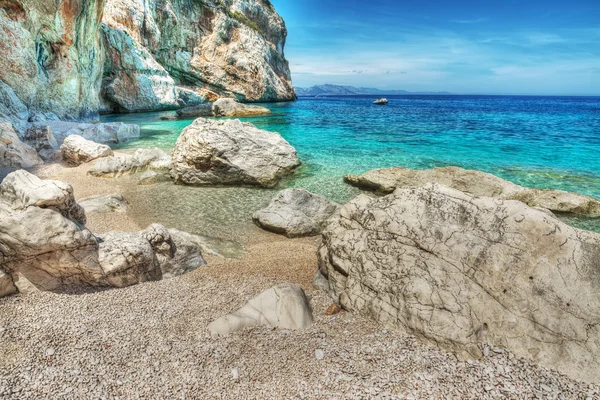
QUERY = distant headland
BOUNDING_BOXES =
[295,84,452,96]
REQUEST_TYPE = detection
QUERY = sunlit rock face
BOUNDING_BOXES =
[101,0,295,111]
[0,0,106,121]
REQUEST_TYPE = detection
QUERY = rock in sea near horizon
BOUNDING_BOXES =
[253,188,340,238]
[209,283,313,336]
[345,165,600,216]
[171,118,299,187]
[317,182,600,385]
[0,170,206,296]
[0,118,42,168]
[61,135,113,166]
[175,98,272,119]
[88,148,171,178]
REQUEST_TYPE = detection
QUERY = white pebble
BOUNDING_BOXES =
[315,349,325,360]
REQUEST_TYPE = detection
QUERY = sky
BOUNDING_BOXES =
[270,0,600,95]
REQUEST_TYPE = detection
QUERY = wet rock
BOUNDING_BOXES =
[253,189,339,237]
[79,194,128,214]
[60,135,113,166]
[171,118,299,187]
[137,171,170,186]
[318,183,600,384]
[211,98,271,117]
[344,166,600,216]
[209,283,313,336]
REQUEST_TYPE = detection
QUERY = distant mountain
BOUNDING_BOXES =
[294,84,451,96]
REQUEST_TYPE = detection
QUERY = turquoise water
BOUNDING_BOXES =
[102,95,600,237]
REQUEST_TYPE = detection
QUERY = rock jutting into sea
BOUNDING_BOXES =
[0,170,206,296]
[176,98,271,119]
[317,182,600,384]
[344,166,600,216]
[253,188,340,238]
[171,118,300,187]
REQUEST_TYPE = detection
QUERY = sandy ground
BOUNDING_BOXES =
[1,160,599,399]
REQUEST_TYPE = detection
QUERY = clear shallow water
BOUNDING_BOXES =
[103,95,600,236]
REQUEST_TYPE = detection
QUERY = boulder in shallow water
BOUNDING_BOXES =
[176,104,213,118]
[0,119,42,168]
[344,166,600,216]
[137,170,170,186]
[79,194,128,214]
[318,183,600,384]
[171,118,299,187]
[88,148,171,178]
[0,170,206,296]
[61,135,113,166]
[209,284,313,336]
[253,189,340,237]
[211,98,271,117]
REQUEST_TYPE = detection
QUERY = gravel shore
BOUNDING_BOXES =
[1,161,599,399]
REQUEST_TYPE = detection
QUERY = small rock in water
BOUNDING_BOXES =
[315,349,325,360]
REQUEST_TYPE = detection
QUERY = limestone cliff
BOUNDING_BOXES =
[0,0,294,123]
[101,0,295,112]
[0,0,105,122]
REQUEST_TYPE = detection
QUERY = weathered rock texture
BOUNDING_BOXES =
[209,283,313,336]
[88,148,171,178]
[61,135,113,165]
[0,119,42,167]
[0,170,205,296]
[101,0,295,112]
[171,118,299,187]
[0,0,105,121]
[345,166,600,216]
[253,189,339,237]
[31,121,140,145]
[318,183,600,384]
[79,193,127,213]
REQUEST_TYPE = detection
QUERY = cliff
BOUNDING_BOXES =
[0,0,295,124]
[101,0,296,112]
[0,0,106,122]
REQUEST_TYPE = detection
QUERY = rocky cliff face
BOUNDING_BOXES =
[0,0,105,121]
[101,0,296,112]
[0,0,294,123]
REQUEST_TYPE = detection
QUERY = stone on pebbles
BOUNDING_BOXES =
[88,148,171,178]
[253,188,339,237]
[344,166,600,216]
[209,283,313,336]
[171,118,299,187]
[60,135,113,165]
[317,182,600,384]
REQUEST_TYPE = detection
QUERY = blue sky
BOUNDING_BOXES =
[270,0,600,95]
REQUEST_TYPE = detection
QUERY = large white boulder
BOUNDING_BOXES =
[209,284,313,336]
[0,170,206,296]
[61,135,113,165]
[345,166,600,216]
[171,118,299,187]
[318,183,600,384]
[253,189,339,237]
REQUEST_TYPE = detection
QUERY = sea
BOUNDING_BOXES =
[101,95,600,244]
